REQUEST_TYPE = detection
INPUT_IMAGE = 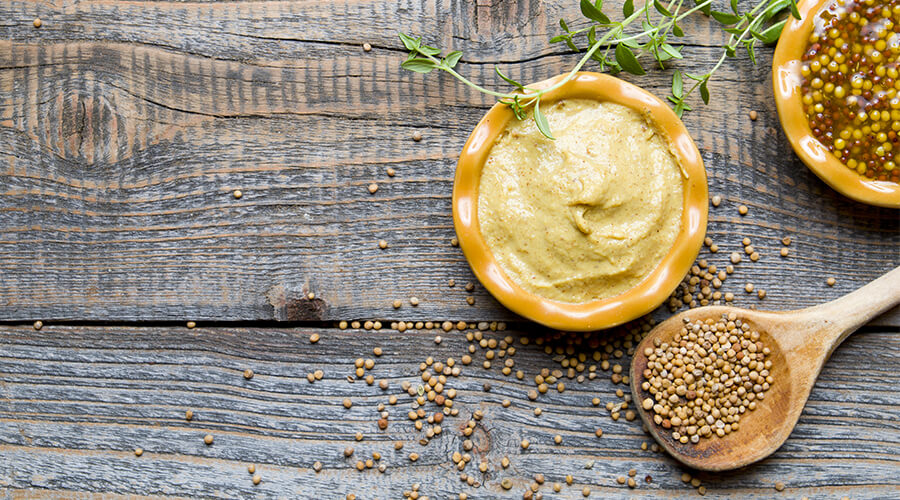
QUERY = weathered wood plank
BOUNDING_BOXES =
[0,0,897,323]
[0,324,897,498]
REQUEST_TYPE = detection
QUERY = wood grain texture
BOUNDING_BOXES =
[0,0,896,323]
[0,324,898,498]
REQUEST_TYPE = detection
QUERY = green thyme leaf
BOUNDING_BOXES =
[398,33,420,51]
[711,11,742,25]
[699,79,710,104]
[614,43,645,75]
[444,51,463,68]
[533,99,554,140]
[401,58,438,73]
[580,0,611,24]
[495,66,525,90]
[654,0,673,17]
[623,0,634,17]
[672,70,683,99]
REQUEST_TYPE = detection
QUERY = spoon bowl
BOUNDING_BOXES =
[630,267,900,471]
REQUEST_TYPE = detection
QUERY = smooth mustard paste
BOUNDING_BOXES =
[477,99,685,304]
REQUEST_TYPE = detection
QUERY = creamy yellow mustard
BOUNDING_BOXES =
[477,99,685,303]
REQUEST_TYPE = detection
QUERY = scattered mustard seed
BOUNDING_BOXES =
[252,474,261,485]
[33,18,42,28]
[134,447,143,456]
[363,42,372,52]
[520,439,530,449]
[711,195,722,207]
[185,410,194,421]
[248,464,256,474]
[738,205,749,215]
[243,369,254,380]
[233,189,242,199]
[412,131,423,142]
[775,482,785,492]
[782,236,791,246]
[313,461,322,472]
[386,167,396,177]
[307,292,316,300]
[368,183,378,194]
[553,434,562,444]
[749,110,758,121]
[343,398,353,409]
[378,239,388,249]
[780,248,789,257]
[827,277,836,287]
[33,320,42,330]
[204,434,214,445]
[582,486,591,497]
[409,297,419,306]
[310,333,320,343]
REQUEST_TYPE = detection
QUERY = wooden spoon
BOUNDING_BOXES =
[630,266,900,471]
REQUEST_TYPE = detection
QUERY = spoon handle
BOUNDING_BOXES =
[796,265,900,354]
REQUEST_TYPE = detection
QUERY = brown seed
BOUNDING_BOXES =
[355,460,365,471]
[233,189,243,199]
[185,321,195,329]
[757,289,767,299]
[33,18,42,28]
[553,434,562,444]
[738,205,748,215]
[409,297,420,306]
[409,452,419,461]
[248,464,256,473]
[307,292,316,300]
[33,320,43,330]
[521,439,530,449]
[134,447,143,456]
[749,110,758,121]
[185,410,194,421]
[780,247,789,257]
[826,277,836,287]
[252,474,261,485]
[782,237,791,246]
[394,441,404,450]
[412,131,423,142]
[378,418,388,430]
[203,434,214,445]
[362,42,372,52]
[501,478,512,490]
[730,252,742,264]
[775,482,785,492]
[343,398,353,409]
[310,333,320,343]
[378,239,388,249]
[243,369,254,380]
[368,183,378,194]
[595,428,603,438]
[582,486,591,497]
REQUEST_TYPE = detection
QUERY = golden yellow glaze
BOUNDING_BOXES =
[453,72,708,331]
[773,0,900,208]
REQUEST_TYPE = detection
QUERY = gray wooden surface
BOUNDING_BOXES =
[0,0,897,323]
[1,324,899,499]
[0,0,899,498]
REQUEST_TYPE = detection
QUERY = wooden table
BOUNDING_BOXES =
[1,0,898,498]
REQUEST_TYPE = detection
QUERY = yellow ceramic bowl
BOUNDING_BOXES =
[452,72,708,331]
[773,0,900,208]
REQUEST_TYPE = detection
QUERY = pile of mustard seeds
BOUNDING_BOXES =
[640,312,773,444]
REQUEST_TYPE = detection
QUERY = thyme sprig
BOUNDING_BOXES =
[400,0,800,138]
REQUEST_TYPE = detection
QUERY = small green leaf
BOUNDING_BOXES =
[614,43,645,75]
[674,101,685,117]
[565,38,579,51]
[443,51,463,68]
[401,58,437,73]
[711,11,742,24]
[672,70,683,98]
[398,33,420,51]
[723,27,745,35]
[699,79,710,104]
[550,34,569,43]
[759,19,787,44]
[533,99,555,140]
[418,45,441,56]
[695,0,712,15]
[661,43,683,59]
[495,66,525,90]
[725,45,737,57]
[654,0,673,17]
[730,0,739,14]
[560,18,570,32]
[621,38,640,48]
[746,40,757,64]
[588,25,597,45]
[623,0,634,17]
[789,0,801,20]
[580,0,611,24]
[673,23,684,37]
